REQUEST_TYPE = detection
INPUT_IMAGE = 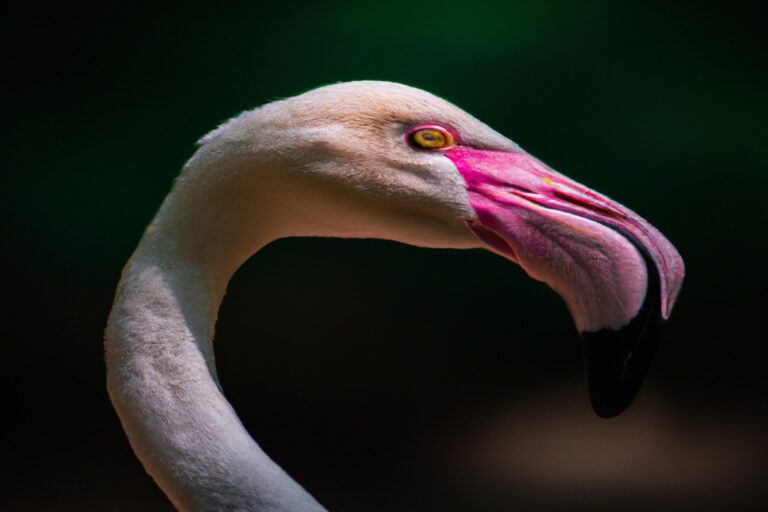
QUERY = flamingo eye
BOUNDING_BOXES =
[408,126,454,149]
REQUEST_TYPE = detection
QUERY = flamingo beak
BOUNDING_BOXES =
[445,148,685,418]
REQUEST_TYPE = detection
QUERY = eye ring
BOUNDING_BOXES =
[406,124,456,150]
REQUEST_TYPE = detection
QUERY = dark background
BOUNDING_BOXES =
[5,1,767,510]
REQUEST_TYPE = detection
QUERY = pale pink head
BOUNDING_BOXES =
[201,81,685,417]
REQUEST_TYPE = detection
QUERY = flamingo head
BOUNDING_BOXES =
[194,81,685,417]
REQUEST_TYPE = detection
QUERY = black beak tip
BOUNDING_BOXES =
[593,401,631,420]
[577,223,670,418]
[581,298,664,419]
[580,235,666,418]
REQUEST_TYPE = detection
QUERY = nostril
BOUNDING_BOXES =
[503,183,536,195]
[552,190,622,218]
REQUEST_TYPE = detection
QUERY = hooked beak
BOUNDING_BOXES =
[445,147,685,418]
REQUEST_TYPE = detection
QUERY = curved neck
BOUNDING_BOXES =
[105,130,478,510]
[105,156,328,511]
[106,248,328,511]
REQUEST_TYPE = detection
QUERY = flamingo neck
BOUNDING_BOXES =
[104,126,476,510]
[105,164,327,511]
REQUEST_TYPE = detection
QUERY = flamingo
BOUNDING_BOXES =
[105,81,684,511]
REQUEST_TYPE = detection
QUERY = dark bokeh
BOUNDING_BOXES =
[5,1,766,510]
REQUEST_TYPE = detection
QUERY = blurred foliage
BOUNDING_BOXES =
[4,1,766,510]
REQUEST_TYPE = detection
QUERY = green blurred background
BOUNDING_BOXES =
[5,1,766,510]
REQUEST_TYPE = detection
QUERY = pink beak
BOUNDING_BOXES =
[445,147,685,417]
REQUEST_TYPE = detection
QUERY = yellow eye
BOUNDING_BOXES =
[410,127,454,149]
